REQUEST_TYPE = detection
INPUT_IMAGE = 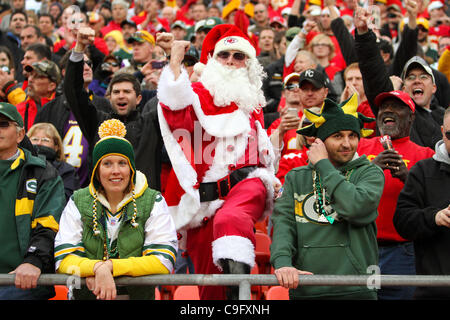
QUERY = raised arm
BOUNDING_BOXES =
[64,27,101,144]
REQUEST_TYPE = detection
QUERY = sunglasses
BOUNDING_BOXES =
[216,51,247,61]
[446,131,450,140]
[0,120,16,128]
[285,83,300,91]
[183,60,196,67]
[84,60,93,68]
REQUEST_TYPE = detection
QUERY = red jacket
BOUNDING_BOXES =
[357,136,434,242]
[16,93,55,131]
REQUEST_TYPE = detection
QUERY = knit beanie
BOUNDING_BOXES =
[91,119,136,190]
[297,94,375,141]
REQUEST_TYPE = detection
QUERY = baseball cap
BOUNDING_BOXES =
[195,17,223,33]
[270,16,286,28]
[285,27,300,46]
[127,30,155,45]
[428,1,443,12]
[120,20,137,29]
[401,56,435,83]
[283,72,300,87]
[24,60,61,84]
[171,20,187,30]
[299,69,328,89]
[0,102,24,127]
[374,90,416,113]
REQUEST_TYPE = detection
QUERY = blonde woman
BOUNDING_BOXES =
[54,119,178,300]
[308,33,340,81]
[27,123,80,201]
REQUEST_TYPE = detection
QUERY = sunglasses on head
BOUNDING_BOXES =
[216,51,247,61]
[445,131,450,140]
[0,120,15,128]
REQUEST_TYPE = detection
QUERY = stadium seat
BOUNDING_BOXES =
[265,286,289,300]
[49,285,68,300]
[255,231,272,274]
[173,285,200,300]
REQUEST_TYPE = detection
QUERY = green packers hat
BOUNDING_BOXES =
[91,119,136,191]
[0,102,24,127]
[297,94,375,141]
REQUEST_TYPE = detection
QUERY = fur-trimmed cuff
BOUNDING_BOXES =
[157,66,196,110]
[212,235,255,270]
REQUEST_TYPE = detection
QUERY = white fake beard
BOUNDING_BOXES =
[199,58,266,114]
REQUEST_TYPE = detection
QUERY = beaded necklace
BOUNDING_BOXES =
[312,169,354,224]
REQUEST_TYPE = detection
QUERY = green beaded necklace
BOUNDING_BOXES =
[312,169,354,224]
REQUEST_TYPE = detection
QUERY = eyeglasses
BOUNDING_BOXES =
[404,74,431,82]
[84,60,93,68]
[0,120,15,128]
[418,26,428,32]
[30,137,52,143]
[285,83,300,91]
[445,131,450,140]
[216,51,247,61]
[312,43,329,48]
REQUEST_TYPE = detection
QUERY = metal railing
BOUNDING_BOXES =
[2,274,450,300]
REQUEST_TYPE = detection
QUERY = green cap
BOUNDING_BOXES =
[0,102,24,127]
[25,60,61,84]
[195,17,223,33]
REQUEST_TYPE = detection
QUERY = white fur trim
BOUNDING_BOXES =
[212,235,255,269]
[157,66,196,111]
[213,36,256,60]
[191,98,251,138]
[157,105,200,230]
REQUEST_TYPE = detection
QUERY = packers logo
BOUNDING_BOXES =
[26,179,37,194]
[300,193,337,225]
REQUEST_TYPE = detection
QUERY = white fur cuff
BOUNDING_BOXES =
[212,235,255,269]
[157,66,196,110]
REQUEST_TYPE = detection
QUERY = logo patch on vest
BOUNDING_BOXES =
[26,179,37,194]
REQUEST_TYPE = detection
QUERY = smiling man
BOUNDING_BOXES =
[63,27,164,192]
[357,90,435,300]
[271,95,384,300]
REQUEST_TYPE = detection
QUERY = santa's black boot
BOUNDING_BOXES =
[219,259,251,300]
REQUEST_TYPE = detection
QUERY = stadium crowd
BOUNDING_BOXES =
[0,0,449,300]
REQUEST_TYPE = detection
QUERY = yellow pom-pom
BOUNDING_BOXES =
[98,119,127,139]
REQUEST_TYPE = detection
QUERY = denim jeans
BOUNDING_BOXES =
[377,241,416,300]
[0,286,52,300]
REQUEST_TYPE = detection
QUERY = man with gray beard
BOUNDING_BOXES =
[157,24,279,300]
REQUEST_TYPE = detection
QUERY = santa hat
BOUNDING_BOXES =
[194,24,256,75]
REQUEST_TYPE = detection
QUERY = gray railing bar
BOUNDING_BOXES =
[1,274,450,287]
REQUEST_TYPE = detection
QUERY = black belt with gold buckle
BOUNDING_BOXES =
[199,166,257,202]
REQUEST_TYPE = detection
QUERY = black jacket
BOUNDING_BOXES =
[64,58,163,191]
[355,29,445,150]
[394,153,450,299]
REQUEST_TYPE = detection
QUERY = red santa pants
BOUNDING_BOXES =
[186,177,267,300]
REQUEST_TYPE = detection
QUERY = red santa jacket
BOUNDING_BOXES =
[157,67,277,230]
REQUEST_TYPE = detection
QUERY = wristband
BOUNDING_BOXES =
[2,80,15,94]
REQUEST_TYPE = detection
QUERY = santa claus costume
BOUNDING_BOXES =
[157,25,278,299]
